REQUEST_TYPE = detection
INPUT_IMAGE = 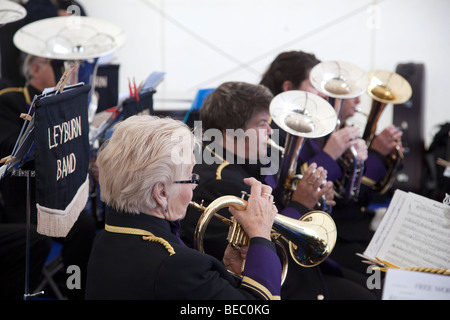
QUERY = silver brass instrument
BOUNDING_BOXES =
[310,60,369,202]
[363,70,412,194]
[0,0,27,28]
[269,90,337,208]
[190,194,337,283]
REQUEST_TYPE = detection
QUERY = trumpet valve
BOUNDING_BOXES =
[227,217,249,250]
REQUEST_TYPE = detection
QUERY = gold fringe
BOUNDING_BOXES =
[37,175,89,237]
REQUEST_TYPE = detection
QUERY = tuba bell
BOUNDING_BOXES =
[269,90,337,209]
[309,60,370,202]
[190,193,337,283]
[362,70,412,194]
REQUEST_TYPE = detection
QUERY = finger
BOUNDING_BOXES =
[318,170,328,187]
[303,162,318,178]
[239,246,248,259]
[312,167,327,188]
[243,177,262,197]
[392,131,403,141]
[261,185,273,198]
[315,180,330,198]
[345,139,357,150]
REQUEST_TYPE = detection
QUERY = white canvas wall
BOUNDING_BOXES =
[77,0,450,147]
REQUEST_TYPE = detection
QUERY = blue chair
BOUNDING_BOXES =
[183,88,215,126]
[35,241,65,299]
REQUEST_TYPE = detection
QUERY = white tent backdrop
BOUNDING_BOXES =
[77,0,449,147]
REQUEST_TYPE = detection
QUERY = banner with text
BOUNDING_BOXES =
[34,85,91,237]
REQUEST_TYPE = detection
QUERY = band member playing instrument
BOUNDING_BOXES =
[260,51,403,290]
[180,81,376,300]
[85,115,282,300]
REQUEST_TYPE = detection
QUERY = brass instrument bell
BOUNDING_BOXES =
[269,90,337,206]
[362,70,412,194]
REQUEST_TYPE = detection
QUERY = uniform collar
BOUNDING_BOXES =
[106,209,182,244]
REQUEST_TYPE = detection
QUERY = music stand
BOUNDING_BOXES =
[0,73,85,298]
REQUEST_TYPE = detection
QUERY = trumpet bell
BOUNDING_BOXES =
[366,70,412,104]
[270,90,337,138]
[274,210,337,267]
[310,60,369,99]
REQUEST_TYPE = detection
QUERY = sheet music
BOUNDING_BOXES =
[140,71,166,93]
[364,190,450,269]
[364,189,408,259]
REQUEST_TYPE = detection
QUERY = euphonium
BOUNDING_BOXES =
[268,90,337,209]
[362,70,412,194]
[190,194,337,283]
[309,60,369,202]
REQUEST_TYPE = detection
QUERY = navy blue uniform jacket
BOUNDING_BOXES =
[86,209,281,300]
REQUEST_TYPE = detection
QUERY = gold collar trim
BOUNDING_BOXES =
[105,223,175,256]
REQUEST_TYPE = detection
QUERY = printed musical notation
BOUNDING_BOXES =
[364,190,450,269]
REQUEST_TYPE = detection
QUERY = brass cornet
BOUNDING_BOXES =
[190,193,337,284]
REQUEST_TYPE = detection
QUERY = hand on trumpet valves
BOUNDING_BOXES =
[344,138,368,162]
[370,125,404,156]
[228,177,277,241]
[323,126,362,160]
[292,163,336,210]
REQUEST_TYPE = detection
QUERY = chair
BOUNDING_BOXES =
[35,241,65,299]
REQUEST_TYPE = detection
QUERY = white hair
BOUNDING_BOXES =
[96,115,199,214]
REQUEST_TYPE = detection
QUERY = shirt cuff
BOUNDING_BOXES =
[242,237,282,299]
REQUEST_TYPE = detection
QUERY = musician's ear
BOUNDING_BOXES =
[282,80,293,92]
[152,182,168,209]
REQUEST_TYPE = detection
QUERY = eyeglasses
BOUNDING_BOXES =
[36,58,51,65]
[174,173,200,185]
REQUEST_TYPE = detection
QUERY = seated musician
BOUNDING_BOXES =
[260,50,403,289]
[85,115,282,300]
[180,81,377,300]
